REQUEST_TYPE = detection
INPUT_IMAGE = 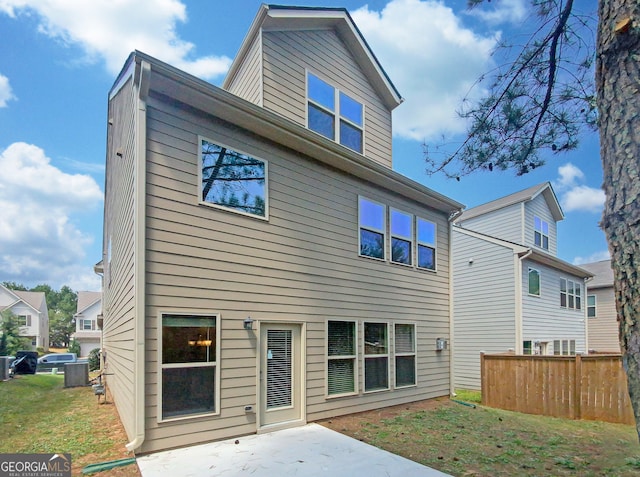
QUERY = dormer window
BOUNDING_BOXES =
[307,72,363,153]
[534,216,549,250]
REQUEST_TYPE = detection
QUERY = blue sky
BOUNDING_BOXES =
[0,0,606,292]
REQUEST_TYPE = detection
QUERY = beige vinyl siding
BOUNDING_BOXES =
[525,193,557,255]
[139,94,450,452]
[521,259,586,353]
[587,286,620,352]
[452,229,517,390]
[457,202,523,245]
[225,32,262,106]
[103,76,138,443]
[261,29,393,168]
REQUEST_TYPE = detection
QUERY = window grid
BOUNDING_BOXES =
[553,339,576,356]
[560,278,582,310]
[534,216,549,250]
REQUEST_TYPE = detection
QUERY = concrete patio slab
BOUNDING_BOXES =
[136,423,451,476]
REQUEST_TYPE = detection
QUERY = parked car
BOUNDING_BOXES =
[37,353,77,371]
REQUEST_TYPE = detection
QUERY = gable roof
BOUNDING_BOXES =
[580,260,614,288]
[457,182,564,223]
[0,285,45,314]
[223,4,403,110]
[77,291,101,314]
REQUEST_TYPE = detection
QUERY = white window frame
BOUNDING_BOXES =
[528,268,541,296]
[534,216,550,250]
[416,217,437,272]
[587,294,597,318]
[560,278,582,310]
[390,208,414,266]
[18,315,31,327]
[306,71,364,153]
[158,312,221,423]
[198,136,269,220]
[358,196,386,261]
[553,339,576,356]
[394,323,417,388]
[326,320,358,398]
[363,321,390,393]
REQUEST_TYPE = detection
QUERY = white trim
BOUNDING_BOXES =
[393,322,417,389]
[363,321,390,393]
[389,208,414,267]
[416,216,437,272]
[358,195,387,261]
[528,267,541,297]
[325,319,359,398]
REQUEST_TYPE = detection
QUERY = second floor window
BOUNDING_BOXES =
[390,209,413,265]
[587,295,597,317]
[560,278,582,310]
[307,72,363,153]
[359,197,386,260]
[534,216,549,250]
[528,268,541,296]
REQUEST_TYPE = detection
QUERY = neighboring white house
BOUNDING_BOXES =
[452,182,593,389]
[581,260,620,353]
[72,291,102,357]
[0,284,49,351]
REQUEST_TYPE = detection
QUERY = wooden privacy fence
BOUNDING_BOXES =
[480,353,635,425]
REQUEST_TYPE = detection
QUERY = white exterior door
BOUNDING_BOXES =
[259,323,303,428]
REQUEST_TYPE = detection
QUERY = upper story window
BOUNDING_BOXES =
[359,197,386,260]
[417,218,436,271]
[587,295,597,317]
[534,216,549,250]
[199,137,268,219]
[560,278,581,310]
[18,315,31,327]
[390,209,413,265]
[528,268,541,296]
[307,72,363,153]
[81,319,95,331]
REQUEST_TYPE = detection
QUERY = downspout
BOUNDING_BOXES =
[448,209,463,397]
[515,249,533,354]
[584,276,592,353]
[126,59,150,452]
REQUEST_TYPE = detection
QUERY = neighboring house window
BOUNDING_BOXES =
[364,322,389,392]
[553,339,576,356]
[161,314,219,420]
[417,218,437,271]
[31,337,37,346]
[18,315,31,327]
[523,341,532,355]
[82,320,94,331]
[560,279,582,310]
[587,295,597,318]
[528,268,541,296]
[307,72,364,153]
[199,137,268,219]
[395,323,416,387]
[359,197,386,260]
[327,321,357,396]
[534,216,549,250]
[390,209,413,265]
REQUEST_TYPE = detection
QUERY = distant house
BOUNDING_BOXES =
[0,284,49,351]
[101,5,463,454]
[452,182,592,389]
[581,260,620,353]
[72,291,102,357]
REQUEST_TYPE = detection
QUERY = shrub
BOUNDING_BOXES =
[88,348,101,372]
[68,339,81,356]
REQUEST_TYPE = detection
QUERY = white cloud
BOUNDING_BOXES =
[573,250,610,266]
[553,162,604,213]
[0,73,16,107]
[464,0,527,24]
[0,0,232,79]
[352,0,498,141]
[0,142,103,288]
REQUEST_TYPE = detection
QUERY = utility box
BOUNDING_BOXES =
[0,357,8,380]
[64,362,89,388]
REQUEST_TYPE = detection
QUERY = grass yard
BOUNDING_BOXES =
[320,396,640,477]
[0,374,140,476]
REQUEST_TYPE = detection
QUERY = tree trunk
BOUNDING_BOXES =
[597,0,640,441]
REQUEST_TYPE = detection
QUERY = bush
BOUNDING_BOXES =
[68,339,81,356]
[88,348,101,372]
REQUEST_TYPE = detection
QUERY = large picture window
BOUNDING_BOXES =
[307,72,363,153]
[417,218,436,271]
[359,197,386,260]
[161,314,219,420]
[327,321,357,396]
[394,324,416,387]
[364,322,389,392]
[199,138,267,218]
[390,209,413,265]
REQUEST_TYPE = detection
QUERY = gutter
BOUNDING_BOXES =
[126,59,150,453]
[515,249,533,354]
[448,209,464,396]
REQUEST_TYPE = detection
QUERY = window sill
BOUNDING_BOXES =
[325,391,359,400]
[157,410,219,424]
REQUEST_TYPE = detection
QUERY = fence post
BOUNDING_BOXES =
[574,354,582,420]
[480,352,485,405]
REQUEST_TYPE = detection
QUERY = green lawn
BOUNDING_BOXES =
[0,374,136,475]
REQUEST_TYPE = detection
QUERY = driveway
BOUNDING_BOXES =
[137,423,451,476]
